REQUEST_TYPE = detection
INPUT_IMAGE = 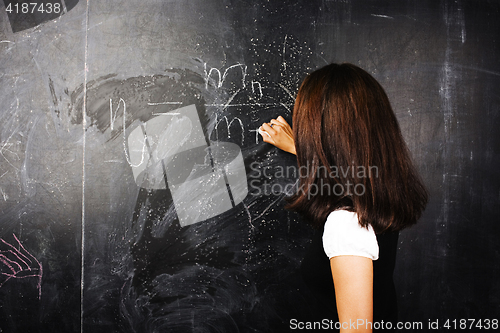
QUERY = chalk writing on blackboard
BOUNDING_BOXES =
[0,234,42,299]
[204,63,247,90]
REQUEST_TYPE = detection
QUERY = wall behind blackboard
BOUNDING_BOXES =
[0,0,499,332]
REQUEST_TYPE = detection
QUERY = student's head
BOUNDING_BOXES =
[288,63,428,232]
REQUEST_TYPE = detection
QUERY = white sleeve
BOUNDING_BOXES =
[322,210,379,260]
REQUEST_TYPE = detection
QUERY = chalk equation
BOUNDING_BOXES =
[0,234,43,299]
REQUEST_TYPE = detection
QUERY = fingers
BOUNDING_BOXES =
[258,126,272,142]
[270,117,293,138]
[276,116,289,127]
[269,119,289,134]
[269,119,281,127]
[261,122,276,135]
[273,117,292,135]
[260,123,277,143]
[259,116,296,155]
[267,116,290,130]
[259,116,292,143]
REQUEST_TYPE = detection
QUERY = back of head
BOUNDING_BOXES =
[288,63,428,233]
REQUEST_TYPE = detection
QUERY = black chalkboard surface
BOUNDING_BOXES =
[0,0,499,332]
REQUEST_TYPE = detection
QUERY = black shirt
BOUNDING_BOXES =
[299,223,399,330]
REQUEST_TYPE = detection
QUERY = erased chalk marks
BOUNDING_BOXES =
[370,14,394,19]
[0,234,42,299]
[0,128,21,171]
[439,0,466,226]
[443,0,466,44]
[282,35,288,72]
[147,102,183,106]
[68,69,207,140]
[48,78,59,107]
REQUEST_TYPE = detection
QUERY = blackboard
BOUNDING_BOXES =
[0,0,499,332]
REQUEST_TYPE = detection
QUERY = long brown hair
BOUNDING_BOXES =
[286,63,428,233]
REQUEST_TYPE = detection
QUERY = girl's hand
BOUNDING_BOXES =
[259,116,296,155]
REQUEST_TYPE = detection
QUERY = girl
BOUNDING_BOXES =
[259,63,428,332]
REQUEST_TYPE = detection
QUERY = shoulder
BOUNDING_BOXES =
[322,210,379,260]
